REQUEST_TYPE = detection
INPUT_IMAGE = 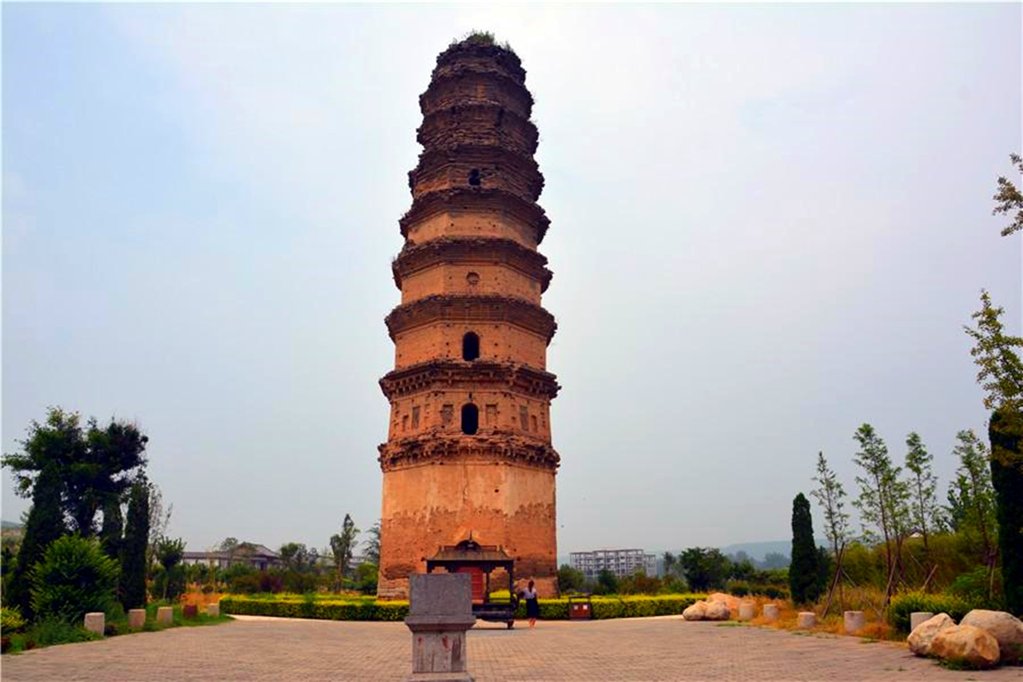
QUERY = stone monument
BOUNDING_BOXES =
[405,573,476,682]
[378,34,560,599]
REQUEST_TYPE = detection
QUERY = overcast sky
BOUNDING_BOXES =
[3,3,1021,559]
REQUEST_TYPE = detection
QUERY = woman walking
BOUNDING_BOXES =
[523,579,539,628]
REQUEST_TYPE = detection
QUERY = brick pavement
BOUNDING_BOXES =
[3,615,1022,681]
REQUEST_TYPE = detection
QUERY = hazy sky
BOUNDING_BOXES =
[3,3,1021,559]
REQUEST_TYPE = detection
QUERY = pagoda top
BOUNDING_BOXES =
[433,32,525,84]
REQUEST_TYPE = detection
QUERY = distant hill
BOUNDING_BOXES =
[719,539,824,561]
[1,520,22,531]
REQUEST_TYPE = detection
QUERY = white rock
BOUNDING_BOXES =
[704,601,731,621]
[762,604,780,622]
[960,609,1023,664]
[907,612,955,657]
[682,601,707,621]
[207,602,221,618]
[930,624,1000,669]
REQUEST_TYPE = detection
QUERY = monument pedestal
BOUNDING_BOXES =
[405,574,476,682]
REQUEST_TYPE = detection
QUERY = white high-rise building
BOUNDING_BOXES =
[570,548,657,579]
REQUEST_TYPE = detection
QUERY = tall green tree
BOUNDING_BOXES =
[154,537,186,600]
[99,497,123,561]
[2,408,148,536]
[7,464,66,619]
[790,493,822,604]
[904,432,941,551]
[811,451,850,613]
[329,514,359,591]
[120,479,150,610]
[852,423,910,603]
[965,289,1023,614]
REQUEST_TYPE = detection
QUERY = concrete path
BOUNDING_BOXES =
[3,615,1022,681]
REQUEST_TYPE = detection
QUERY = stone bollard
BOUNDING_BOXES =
[762,604,780,622]
[128,609,146,630]
[84,612,105,635]
[843,610,866,634]
[404,573,475,682]
[910,612,934,631]
[797,611,817,629]
[207,602,220,618]
[738,602,755,621]
[183,604,198,619]
[156,606,174,626]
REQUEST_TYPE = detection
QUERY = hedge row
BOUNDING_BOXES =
[221,594,705,622]
[888,592,971,633]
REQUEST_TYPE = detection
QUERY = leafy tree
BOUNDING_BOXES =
[355,562,378,595]
[120,479,150,610]
[678,547,730,592]
[557,564,586,593]
[761,552,790,570]
[852,423,909,602]
[595,568,619,595]
[99,497,123,561]
[154,537,186,600]
[904,433,941,550]
[790,493,822,604]
[362,522,381,566]
[7,464,66,619]
[279,543,312,572]
[329,514,359,591]
[147,483,172,567]
[30,535,119,624]
[992,153,1023,236]
[965,287,1023,615]
[2,408,148,536]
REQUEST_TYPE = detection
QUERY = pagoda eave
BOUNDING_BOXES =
[379,359,560,400]
[384,293,557,343]
[391,236,552,292]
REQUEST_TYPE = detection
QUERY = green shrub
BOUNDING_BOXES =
[888,592,971,633]
[727,581,750,597]
[1,606,27,633]
[948,568,1003,610]
[30,535,119,624]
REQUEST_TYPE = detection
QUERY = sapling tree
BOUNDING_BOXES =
[948,429,998,598]
[904,432,941,551]
[992,153,1023,236]
[811,451,849,613]
[852,423,910,604]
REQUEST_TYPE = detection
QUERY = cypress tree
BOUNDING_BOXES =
[9,464,66,619]
[99,496,124,561]
[790,492,821,605]
[990,408,1023,615]
[120,479,150,610]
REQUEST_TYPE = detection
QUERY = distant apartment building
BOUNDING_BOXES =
[570,548,657,579]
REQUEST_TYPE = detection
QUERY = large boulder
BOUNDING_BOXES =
[704,601,730,621]
[907,613,956,657]
[682,601,708,621]
[960,610,1023,664]
[930,625,1001,669]
[706,592,740,611]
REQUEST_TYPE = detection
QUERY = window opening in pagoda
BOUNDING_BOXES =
[468,168,481,186]
[462,332,480,361]
[461,404,479,435]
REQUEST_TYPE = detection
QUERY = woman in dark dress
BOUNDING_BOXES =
[523,579,539,628]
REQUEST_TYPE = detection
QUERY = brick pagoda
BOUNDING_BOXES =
[377,36,560,599]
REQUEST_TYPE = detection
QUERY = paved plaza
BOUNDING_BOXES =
[3,615,1022,681]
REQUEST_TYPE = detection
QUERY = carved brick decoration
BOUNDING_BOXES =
[377,38,560,599]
